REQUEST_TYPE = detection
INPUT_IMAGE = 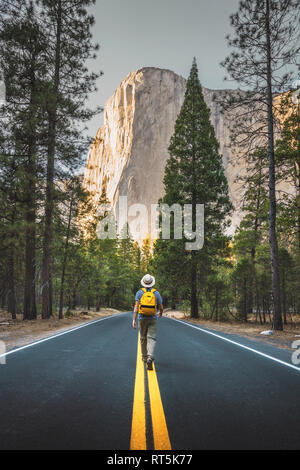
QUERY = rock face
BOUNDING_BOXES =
[83,67,248,243]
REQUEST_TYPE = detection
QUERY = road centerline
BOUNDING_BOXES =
[130,330,172,450]
[147,363,172,450]
[130,332,146,450]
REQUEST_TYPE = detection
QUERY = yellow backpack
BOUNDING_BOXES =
[138,288,157,316]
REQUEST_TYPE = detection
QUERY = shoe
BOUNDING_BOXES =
[146,359,153,370]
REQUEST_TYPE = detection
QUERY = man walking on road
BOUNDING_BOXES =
[132,274,163,370]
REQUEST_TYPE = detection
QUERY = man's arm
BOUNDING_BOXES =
[156,291,163,318]
[132,301,139,329]
[158,303,163,318]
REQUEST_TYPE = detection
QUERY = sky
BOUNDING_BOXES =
[86,0,241,137]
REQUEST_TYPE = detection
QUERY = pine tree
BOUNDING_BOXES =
[160,58,232,318]
[0,0,48,319]
[117,224,138,308]
[0,150,22,319]
[0,0,102,319]
[221,0,299,329]
[55,177,89,319]
[141,235,152,274]
[39,0,102,318]
[152,236,188,310]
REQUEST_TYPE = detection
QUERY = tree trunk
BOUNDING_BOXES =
[262,298,266,324]
[7,245,16,319]
[190,251,199,318]
[24,178,37,320]
[23,53,37,321]
[265,0,283,330]
[243,278,247,322]
[282,267,287,326]
[250,161,262,317]
[42,0,62,319]
[96,293,101,311]
[257,305,263,325]
[0,284,5,309]
[58,193,74,319]
[72,290,77,310]
[296,102,300,252]
[58,263,66,320]
[214,286,218,321]
[189,77,199,319]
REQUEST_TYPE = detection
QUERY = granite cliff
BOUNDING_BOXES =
[82,67,258,243]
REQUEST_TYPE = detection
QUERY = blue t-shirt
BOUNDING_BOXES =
[135,288,163,320]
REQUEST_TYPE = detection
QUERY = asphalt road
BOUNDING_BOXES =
[0,312,299,450]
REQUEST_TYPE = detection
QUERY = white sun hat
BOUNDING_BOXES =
[141,274,155,288]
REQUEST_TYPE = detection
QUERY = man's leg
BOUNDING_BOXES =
[147,318,157,361]
[139,318,148,362]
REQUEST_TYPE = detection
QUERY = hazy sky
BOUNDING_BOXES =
[86,0,241,137]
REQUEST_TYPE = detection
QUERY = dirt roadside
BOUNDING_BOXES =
[0,308,122,352]
[1,308,299,354]
[164,310,300,351]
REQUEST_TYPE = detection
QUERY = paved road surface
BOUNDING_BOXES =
[0,312,299,450]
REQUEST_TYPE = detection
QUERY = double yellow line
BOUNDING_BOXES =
[130,332,171,450]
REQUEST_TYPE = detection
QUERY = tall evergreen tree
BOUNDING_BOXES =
[0,0,102,319]
[159,58,232,318]
[39,0,102,318]
[55,177,90,319]
[221,0,299,329]
[0,0,48,319]
[141,235,152,274]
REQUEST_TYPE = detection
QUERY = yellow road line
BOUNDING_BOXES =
[147,363,172,450]
[130,332,146,450]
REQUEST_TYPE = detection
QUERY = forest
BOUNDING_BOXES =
[0,0,299,331]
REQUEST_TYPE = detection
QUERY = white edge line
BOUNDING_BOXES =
[167,317,300,373]
[0,312,128,359]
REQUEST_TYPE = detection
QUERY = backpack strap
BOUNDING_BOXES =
[151,288,157,305]
[141,288,146,293]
